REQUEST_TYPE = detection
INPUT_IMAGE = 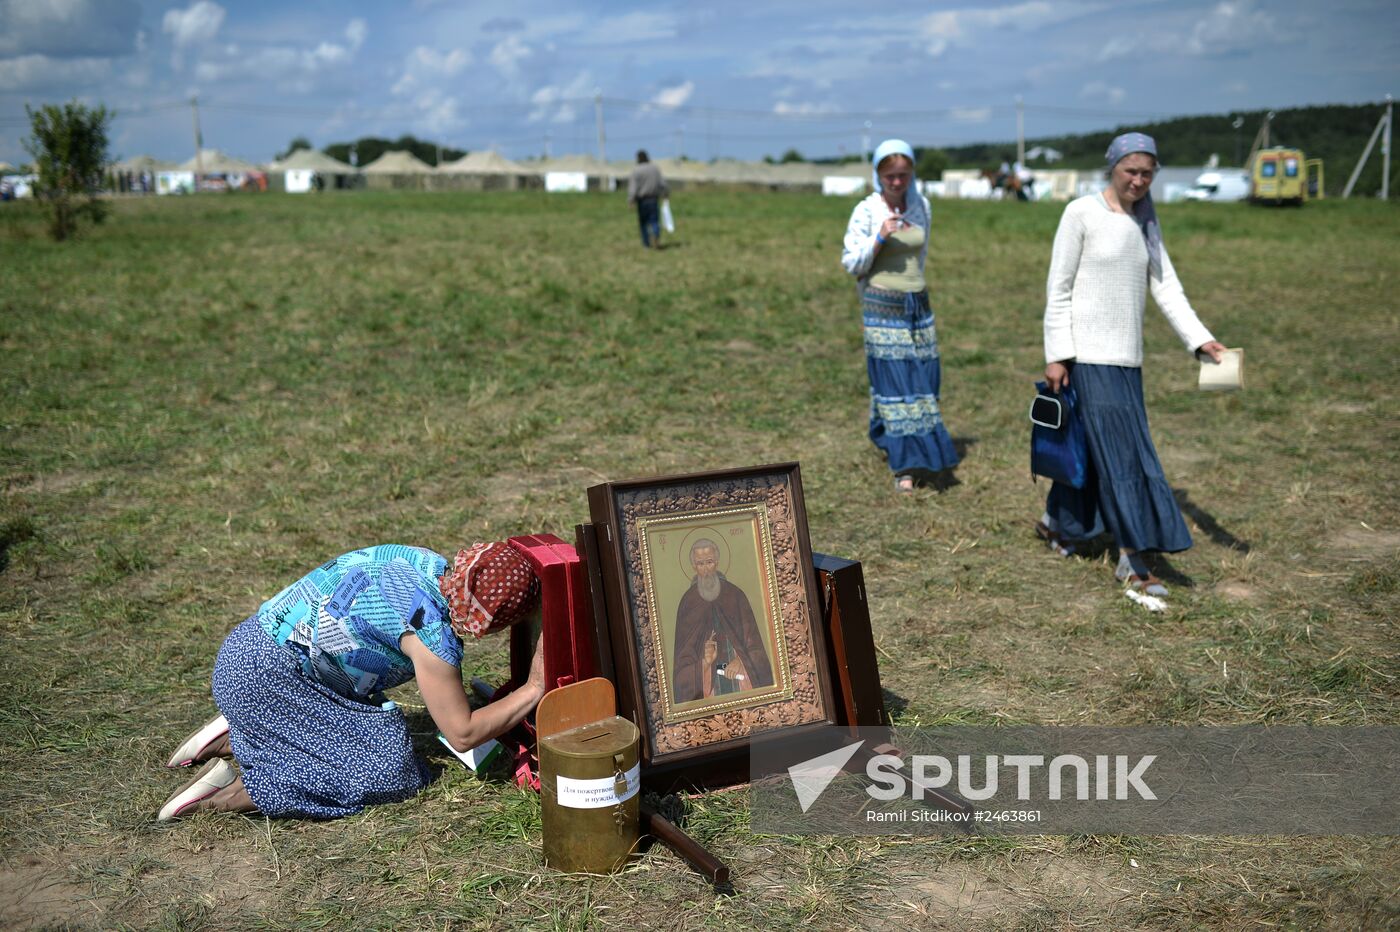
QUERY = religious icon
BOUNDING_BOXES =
[586,464,837,777]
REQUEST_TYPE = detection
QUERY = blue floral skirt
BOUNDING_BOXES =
[1045,363,1193,553]
[862,286,959,476]
[212,617,430,819]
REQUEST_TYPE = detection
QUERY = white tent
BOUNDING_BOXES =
[437,150,529,174]
[360,150,433,174]
[360,149,433,190]
[112,155,177,173]
[178,148,259,173]
[266,148,356,174]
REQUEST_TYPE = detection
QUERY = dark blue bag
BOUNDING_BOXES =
[1030,381,1088,489]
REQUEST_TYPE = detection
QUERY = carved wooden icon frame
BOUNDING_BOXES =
[586,463,838,783]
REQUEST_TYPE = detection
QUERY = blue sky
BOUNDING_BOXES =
[1,0,1396,166]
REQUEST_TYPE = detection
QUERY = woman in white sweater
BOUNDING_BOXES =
[1038,132,1225,598]
[841,138,959,493]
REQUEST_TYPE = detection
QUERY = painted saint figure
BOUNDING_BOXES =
[671,539,775,704]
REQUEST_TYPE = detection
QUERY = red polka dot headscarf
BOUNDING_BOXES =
[438,542,540,639]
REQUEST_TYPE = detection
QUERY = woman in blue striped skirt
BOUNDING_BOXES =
[842,139,959,493]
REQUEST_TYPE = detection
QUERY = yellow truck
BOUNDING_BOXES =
[1251,147,1324,204]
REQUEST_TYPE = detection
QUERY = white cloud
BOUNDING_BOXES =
[1080,80,1126,104]
[653,81,694,108]
[919,2,1087,57]
[1186,0,1285,55]
[529,72,595,124]
[489,35,532,77]
[163,1,226,49]
[410,88,464,135]
[773,100,839,116]
[951,107,992,123]
[0,0,141,58]
[392,45,471,96]
[190,18,367,84]
[0,53,112,91]
[581,11,675,44]
[1099,1,1289,62]
[345,18,368,52]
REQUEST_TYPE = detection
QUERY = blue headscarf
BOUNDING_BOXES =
[1106,132,1162,280]
[872,138,916,195]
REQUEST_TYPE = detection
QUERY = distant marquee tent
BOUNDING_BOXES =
[360,149,434,190]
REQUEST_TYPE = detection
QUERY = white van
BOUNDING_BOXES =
[1184,171,1250,202]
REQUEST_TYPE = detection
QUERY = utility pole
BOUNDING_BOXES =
[544,132,552,160]
[861,120,871,164]
[676,125,684,160]
[1232,115,1244,166]
[1016,96,1025,167]
[594,90,606,165]
[1245,111,1273,171]
[1384,94,1392,200]
[191,95,204,185]
[1353,95,1396,200]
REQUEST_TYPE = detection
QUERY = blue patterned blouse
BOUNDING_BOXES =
[254,544,461,700]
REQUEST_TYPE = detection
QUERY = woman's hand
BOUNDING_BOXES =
[1045,361,1071,392]
[525,634,546,698]
[1196,341,1226,363]
[878,209,904,241]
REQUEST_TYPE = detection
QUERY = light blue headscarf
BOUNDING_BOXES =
[1106,132,1163,280]
[872,138,916,195]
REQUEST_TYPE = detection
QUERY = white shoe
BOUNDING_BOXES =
[157,758,237,821]
[165,713,230,768]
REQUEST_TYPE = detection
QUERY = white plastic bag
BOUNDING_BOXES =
[660,198,675,234]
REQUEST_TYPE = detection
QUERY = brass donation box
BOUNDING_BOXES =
[539,716,640,873]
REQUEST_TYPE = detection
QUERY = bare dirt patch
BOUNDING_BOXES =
[4,470,97,496]
[1328,526,1400,561]
[1215,581,1258,601]
[0,858,102,931]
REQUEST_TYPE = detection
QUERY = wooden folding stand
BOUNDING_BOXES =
[813,552,974,827]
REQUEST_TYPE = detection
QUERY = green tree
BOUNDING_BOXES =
[24,100,112,241]
[779,148,804,163]
[914,147,949,181]
[277,136,313,161]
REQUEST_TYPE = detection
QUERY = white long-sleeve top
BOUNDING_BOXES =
[1044,194,1214,367]
[841,190,931,291]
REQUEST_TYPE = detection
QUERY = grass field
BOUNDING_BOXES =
[1,188,1397,929]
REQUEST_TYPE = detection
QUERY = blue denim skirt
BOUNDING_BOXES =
[212,617,430,819]
[1045,363,1192,553]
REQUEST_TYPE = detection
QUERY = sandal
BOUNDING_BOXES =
[894,475,915,494]
[1034,521,1075,557]
[1118,572,1169,598]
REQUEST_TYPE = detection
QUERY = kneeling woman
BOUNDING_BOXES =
[158,542,544,820]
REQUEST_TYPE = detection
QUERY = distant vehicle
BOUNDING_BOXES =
[1184,171,1251,202]
[1250,147,1324,205]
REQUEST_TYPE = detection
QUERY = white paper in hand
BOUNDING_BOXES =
[661,198,675,234]
[1199,347,1244,392]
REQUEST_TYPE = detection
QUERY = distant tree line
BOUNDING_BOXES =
[942,101,1393,197]
[266,102,1391,195]
[276,135,467,168]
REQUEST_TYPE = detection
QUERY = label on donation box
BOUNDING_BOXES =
[556,763,641,809]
